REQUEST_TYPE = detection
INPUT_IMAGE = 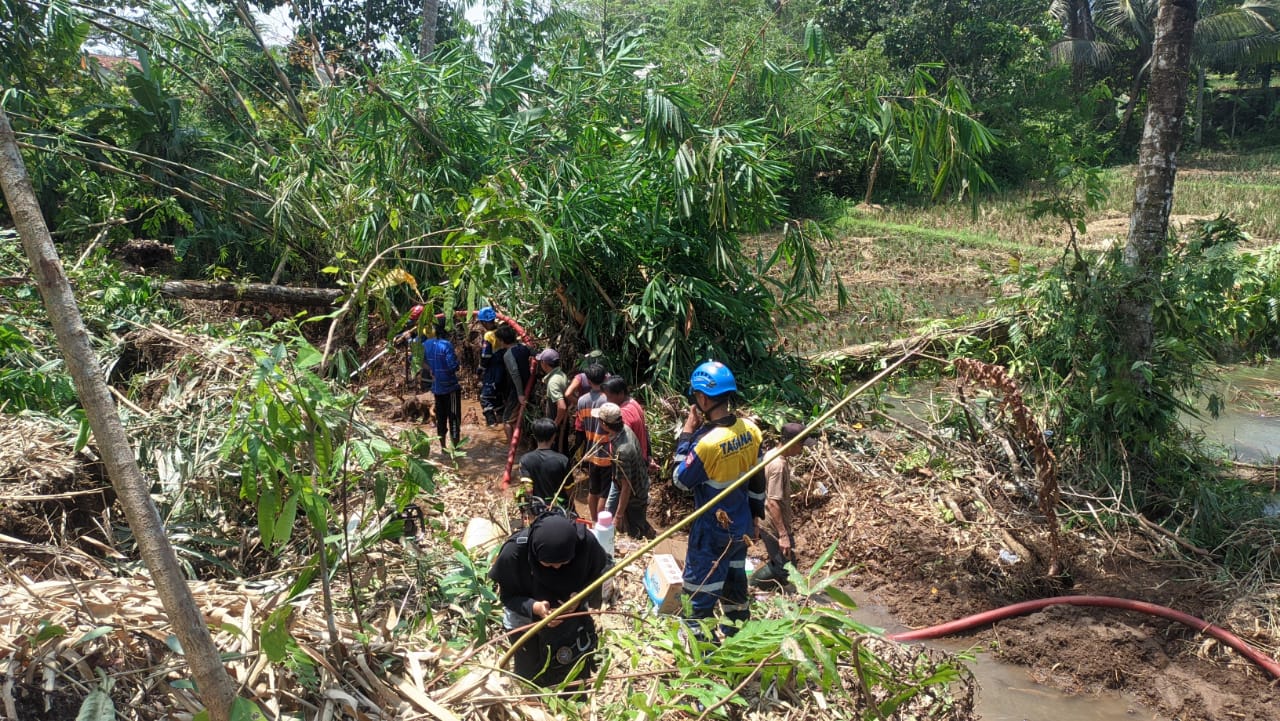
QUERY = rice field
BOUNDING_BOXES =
[765,147,1280,353]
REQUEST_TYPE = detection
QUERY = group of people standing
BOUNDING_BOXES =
[500,357,813,690]
[533,352,656,539]
[397,305,534,450]
[397,307,812,690]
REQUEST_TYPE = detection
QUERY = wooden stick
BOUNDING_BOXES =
[1136,513,1213,558]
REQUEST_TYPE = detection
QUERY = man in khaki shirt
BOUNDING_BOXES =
[537,348,570,454]
[752,422,816,589]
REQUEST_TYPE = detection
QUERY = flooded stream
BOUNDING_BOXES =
[860,361,1280,719]
[1190,362,1280,462]
[843,590,1164,721]
[879,360,1280,465]
[637,530,1170,719]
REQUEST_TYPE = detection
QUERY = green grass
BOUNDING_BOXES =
[841,148,1280,247]
[1180,147,1280,172]
[835,217,1057,258]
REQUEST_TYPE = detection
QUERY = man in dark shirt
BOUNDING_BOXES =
[488,514,610,687]
[519,418,572,509]
[476,307,501,425]
[495,325,532,443]
[597,403,653,539]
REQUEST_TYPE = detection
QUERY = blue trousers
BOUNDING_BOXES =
[682,523,749,631]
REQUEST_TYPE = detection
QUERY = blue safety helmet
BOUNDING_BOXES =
[477,306,497,322]
[690,361,737,397]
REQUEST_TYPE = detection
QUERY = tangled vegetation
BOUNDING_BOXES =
[4,2,1280,720]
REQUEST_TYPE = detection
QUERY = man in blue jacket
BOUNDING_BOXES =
[672,361,764,636]
[422,320,461,452]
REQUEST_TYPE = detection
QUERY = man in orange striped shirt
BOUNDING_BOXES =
[574,364,611,523]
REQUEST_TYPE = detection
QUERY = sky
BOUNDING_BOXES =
[257,5,294,46]
[257,1,491,46]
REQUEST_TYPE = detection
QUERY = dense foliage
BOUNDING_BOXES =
[5,3,1280,718]
[3,3,1277,442]
[997,215,1280,559]
[0,1,850,393]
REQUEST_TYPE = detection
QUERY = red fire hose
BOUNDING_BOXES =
[432,309,534,345]
[488,308,537,488]
[424,306,538,487]
[500,357,541,489]
[886,595,1280,680]
[396,309,538,477]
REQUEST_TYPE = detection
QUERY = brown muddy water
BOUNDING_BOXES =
[623,534,1166,719]
[1191,362,1280,463]
[843,590,1164,721]
[862,361,1280,719]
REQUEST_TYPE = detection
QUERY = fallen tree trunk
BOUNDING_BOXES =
[159,280,342,306]
[806,316,1013,376]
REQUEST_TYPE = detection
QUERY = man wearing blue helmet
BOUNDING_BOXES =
[672,361,764,635]
[476,307,501,425]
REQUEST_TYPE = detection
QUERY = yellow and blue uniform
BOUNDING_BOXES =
[673,415,764,627]
[479,329,501,416]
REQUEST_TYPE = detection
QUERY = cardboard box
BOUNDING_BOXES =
[643,553,684,614]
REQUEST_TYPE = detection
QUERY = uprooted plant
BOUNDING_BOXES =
[953,357,1063,577]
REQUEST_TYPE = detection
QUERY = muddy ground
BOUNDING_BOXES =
[374,374,1280,721]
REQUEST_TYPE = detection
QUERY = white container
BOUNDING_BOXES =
[593,511,615,558]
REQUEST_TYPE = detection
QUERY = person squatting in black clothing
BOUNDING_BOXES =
[488,514,610,687]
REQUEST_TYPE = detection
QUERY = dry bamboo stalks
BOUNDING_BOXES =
[953,358,1064,577]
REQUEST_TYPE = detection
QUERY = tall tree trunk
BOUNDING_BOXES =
[1118,48,1151,135]
[1194,65,1206,148]
[1123,0,1197,348]
[1066,0,1097,85]
[418,0,439,57]
[0,106,239,721]
[1067,0,1096,41]
[1116,0,1197,468]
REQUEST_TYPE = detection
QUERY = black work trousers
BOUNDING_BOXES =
[434,389,461,447]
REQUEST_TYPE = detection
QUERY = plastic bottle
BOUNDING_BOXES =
[593,511,615,558]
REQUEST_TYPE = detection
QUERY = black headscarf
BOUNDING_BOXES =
[530,515,578,565]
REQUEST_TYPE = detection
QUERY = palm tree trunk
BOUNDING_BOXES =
[1194,65,1206,148]
[0,105,239,721]
[1068,0,1096,41]
[1118,50,1150,135]
[418,0,439,57]
[1118,0,1198,385]
[1066,0,1097,85]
